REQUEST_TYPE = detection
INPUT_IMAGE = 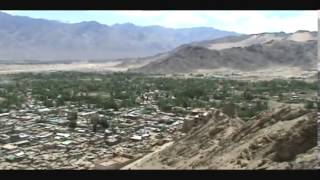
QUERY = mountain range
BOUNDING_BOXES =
[129,30,317,73]
[0,12,239,62]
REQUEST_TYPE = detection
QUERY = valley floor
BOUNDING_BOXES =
[0,63,317,83]
[0,62,128,75]
[0,71,317,169]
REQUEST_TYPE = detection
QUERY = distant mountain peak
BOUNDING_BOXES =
[81,20,101,25]
[112,22,137,27]
[0,12,239,62]
[131,31,317,74]
[294,30,313,33]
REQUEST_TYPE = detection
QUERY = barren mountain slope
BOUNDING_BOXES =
[130,38,317,74]
[194,30,317,50]
[124,107,317,169]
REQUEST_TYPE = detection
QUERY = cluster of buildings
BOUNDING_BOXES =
[0,92,200,169]
[3,77,314,169]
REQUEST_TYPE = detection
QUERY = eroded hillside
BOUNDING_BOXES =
[123,106,317,169]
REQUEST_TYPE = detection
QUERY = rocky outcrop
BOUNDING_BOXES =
[128,107,317,169]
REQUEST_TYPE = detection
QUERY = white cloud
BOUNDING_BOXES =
[1,10,317,34]
[194,11,317,34]
[115,11,318,33]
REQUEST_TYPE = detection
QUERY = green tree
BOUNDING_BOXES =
[304,100,314,109]
[67,111,78,128]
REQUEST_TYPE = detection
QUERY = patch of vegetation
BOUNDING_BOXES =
[0,72,316,121]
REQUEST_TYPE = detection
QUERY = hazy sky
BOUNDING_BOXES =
[2,10,317,34]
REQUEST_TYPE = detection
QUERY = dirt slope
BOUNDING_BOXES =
[125,107,317,169]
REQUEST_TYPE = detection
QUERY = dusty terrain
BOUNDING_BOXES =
[121,142,174,170]
[0,62,129,75]
[206,31,316,50]
[0,63,316,83]
[123,107,317,169]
